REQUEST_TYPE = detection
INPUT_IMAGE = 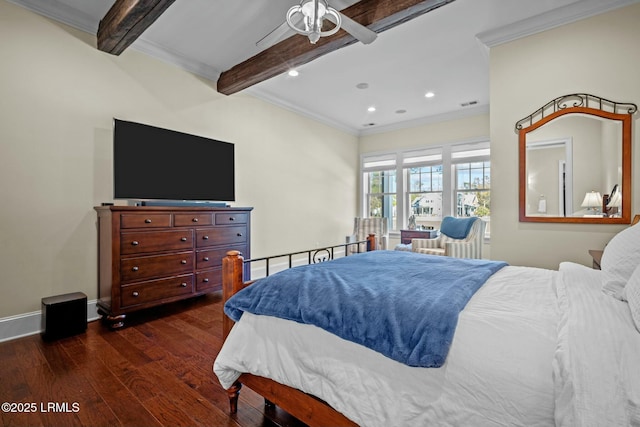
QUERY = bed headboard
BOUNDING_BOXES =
[221,234,377,338]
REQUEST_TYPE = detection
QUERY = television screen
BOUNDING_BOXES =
[113,119,235,202]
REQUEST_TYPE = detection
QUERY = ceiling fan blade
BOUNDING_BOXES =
[256,21,296,49]
[328,12,377,45]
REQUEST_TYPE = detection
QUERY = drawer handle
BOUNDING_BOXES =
[132,291,139,297]
[180,237,187,242]
[203,278,209,283]
[180,283,187,287]
[144,219,152,224]
[132,266,139,272]
[237,233,243,237]
[181,260,187,265]
[203,256,210,261]
[192,218,199,222]
[229,217,235,221]
[131,241,139,246]
[202,235,209,240]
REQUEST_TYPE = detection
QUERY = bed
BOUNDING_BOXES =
[213,228,640,426]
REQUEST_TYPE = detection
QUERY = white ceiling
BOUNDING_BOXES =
[9,0,639,135]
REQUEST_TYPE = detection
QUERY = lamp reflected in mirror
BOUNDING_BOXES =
[581,191,602,217]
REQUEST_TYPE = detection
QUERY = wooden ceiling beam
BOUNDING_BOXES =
[97,0,176,55]
[217,0,455,95]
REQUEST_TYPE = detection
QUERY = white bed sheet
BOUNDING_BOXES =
[554,262,640,426]
[214,265,560,426]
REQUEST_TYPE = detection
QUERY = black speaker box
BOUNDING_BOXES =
[41,292,87,341]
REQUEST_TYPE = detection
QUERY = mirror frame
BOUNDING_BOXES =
[516,94,636,224]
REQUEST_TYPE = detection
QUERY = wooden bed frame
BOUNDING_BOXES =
[220,234,377,427]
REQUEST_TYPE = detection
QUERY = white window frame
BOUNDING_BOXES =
[360,138,490,235]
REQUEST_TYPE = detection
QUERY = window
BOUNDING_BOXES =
[363,154,397,229]
[361,140,490,237]
[455,161,490,217]
[408,165,443,217]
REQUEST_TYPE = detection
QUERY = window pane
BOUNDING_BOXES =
[433,165,443,191]
[457,167,470,190]
[368,194,396,228]
[470,169,483,189]
[366,169,396,230]
[407,165,443,192]
[410,192,442,219]
[456,190,491,217]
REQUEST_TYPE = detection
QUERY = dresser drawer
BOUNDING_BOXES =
[215,212,248,225]
[121,230,194,255]
[196,268,222,292]
[196,245,244,270]
[121,251,194,282]
[196,226,246,248]
[121,275,194,307]
[121,213,172,229]
[174,213,213,227]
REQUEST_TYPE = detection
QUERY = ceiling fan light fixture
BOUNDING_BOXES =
[286,0,341,44]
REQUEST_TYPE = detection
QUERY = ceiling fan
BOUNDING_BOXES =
[256,0,377,49]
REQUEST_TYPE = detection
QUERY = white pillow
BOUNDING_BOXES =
[625,264,640,332]
[600,222,640,300]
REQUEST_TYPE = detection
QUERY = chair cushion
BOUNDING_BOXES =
[394,243,412,251]
[416,247,446,256]
[440,217,478,239]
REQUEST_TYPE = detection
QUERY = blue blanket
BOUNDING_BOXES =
[441,216,478,239]
[225,250,507,367]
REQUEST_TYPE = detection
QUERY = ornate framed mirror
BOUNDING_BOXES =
[516,94,636,224]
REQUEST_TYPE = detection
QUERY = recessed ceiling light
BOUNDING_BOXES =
[367,106,376,112]
[288,69,299,77]
[356,82,369,89]
[425,91,435,98]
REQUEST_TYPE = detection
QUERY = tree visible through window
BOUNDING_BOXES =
[365,169,397,229]
[455,161,490,217]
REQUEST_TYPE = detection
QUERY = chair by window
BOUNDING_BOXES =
[347,217,389,253]
[411,216,485,259]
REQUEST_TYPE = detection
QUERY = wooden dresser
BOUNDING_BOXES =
[94,206,252,328]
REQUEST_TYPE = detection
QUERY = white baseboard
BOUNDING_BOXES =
[0,300,100,343]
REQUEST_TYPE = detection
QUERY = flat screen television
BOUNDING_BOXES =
[113,119,235,203]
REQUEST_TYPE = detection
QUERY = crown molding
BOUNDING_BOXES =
[357,104,490,137]
[477,0,640,48]
[246,86,360,136]
[131,38,221,83]
[248,84,490,137]
[7,0,98,33]
[8,0,221,83]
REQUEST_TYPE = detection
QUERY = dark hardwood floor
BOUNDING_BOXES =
[0,292,308,427]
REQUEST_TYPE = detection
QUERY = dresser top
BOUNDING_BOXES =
[95,205,253,212]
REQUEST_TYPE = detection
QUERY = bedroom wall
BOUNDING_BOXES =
[0,0,358,326]
[490,3,640,269]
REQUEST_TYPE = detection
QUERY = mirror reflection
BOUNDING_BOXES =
[525,115,622,218]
